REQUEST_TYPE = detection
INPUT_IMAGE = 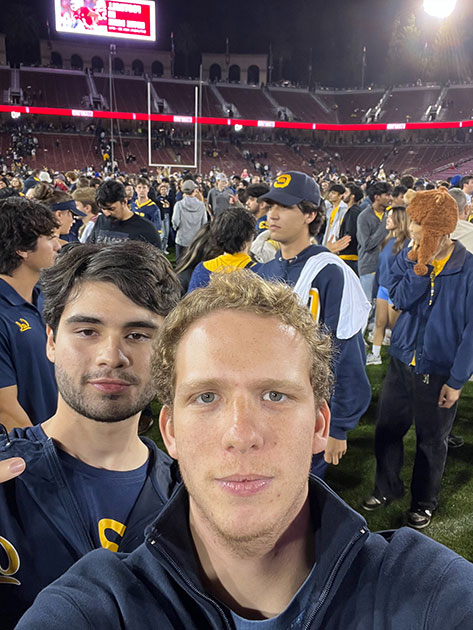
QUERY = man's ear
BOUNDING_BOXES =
[16,249,28,261]
[159,405,178,459]
[312,400,330,455]
[46,325,56,364]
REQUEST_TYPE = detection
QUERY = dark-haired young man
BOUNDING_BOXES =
[131,178,163,234]
[256,172,371,476]
[88,180,161,248]
[357,181,392,301]
[245,182,270,234]
[0,242,181,628]
[331,183,364,274]
[0,197,60,431]
[322,183,347,247]
[188,207,256,291]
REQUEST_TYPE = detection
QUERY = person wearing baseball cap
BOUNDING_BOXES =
[172,179,208,261]
[257,172,371,477]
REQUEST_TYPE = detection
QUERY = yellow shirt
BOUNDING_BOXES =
[411,248,453,366]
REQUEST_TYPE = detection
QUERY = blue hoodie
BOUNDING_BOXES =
[17,476,473,629]
[0,428,180,629]
[257,245,371,439]
[388,241,473,388]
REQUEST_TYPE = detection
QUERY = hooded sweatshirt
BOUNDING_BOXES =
[172,196,208,247]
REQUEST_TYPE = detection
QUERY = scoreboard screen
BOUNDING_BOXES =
[55,0,156,42]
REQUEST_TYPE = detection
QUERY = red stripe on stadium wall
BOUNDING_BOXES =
[0,104,472,131]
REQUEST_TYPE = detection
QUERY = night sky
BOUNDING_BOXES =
[2,0,473,86]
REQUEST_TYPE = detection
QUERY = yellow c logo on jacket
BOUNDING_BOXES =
[15,319,31,333]
[274,174,292,188]
[0,536,21,585]
[98,519,126,552]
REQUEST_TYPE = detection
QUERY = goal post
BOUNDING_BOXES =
[147,83,199,170]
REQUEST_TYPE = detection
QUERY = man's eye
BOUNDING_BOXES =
[263,391,287,402]
[77,329,96,337]
[196,392,216,404]
[127,333,150,341]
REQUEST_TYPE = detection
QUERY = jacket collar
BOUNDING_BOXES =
[405,239,467,276]
[145,475,369,610]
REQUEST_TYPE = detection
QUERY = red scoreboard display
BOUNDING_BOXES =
[55,0,156,41]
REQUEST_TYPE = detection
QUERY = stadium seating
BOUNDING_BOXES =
[19,70,89,109]
[268,89,337,124]
[93,75,149,114]
[381,88,441,123]
[439,86,473,122]
[0,68,11,97]
[215,87,276,120]
[328,91,384,124]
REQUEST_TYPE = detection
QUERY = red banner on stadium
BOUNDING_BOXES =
[55,0,156,42]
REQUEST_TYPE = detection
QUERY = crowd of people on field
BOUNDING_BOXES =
[0,160,473,628]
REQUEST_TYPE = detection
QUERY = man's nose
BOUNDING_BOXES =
[221,395,264,454]
[96,336,130,369]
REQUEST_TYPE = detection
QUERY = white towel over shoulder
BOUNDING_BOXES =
[293,253,370,339]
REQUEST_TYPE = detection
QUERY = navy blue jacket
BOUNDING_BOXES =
[257,245,371,439]
[388,241,473,388]
[0,428,180,629]
[17,476,473,629]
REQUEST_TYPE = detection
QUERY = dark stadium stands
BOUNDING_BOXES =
[152,81,197,115]
[94,75,149,114]
[381,87,441,123]
[268,89,337,124]
[0,68,11,96]
[216,87,276,120]
[19,70,89,109]
[439,86,473,122]
[328,90,384,124]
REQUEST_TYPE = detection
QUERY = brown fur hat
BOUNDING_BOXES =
[406,187,458,276]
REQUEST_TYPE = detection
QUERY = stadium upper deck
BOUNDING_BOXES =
[1,66,473,126]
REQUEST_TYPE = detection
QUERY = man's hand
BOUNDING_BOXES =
[438,384,461,408]
[324,437,347,465]
[0,458,25,483]
[326,235,351,253]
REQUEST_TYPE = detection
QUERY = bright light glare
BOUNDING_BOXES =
[423,0,457,18]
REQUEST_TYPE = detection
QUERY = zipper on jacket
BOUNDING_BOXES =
[302,527,367,630]
[148,537,233,629]
[428,270,436,306]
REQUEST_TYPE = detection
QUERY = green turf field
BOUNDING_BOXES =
[148,325,473,560]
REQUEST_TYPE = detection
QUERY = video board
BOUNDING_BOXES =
[55,0,156,42]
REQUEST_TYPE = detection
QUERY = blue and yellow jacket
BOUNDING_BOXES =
[256,214,269,234]
[17,476,473,629]
[131,199,163,233]
[0,428,179,629]
[388,241,473,388]
[188,252,255,293]
[256,245,371,439]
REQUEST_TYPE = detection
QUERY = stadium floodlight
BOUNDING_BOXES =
[423,0,457,18]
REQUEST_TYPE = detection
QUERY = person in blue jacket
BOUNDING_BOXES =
[363,188,473,529]
[131,177,163,234]
[0,242,181,628]
[255,171,371,477]
[17,272,473,630]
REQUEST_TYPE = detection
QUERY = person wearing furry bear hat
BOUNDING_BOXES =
[363,186,473,529]
[406,187,459,276]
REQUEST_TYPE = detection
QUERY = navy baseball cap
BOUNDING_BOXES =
[51,200,86,217]
[260,171,321,206]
